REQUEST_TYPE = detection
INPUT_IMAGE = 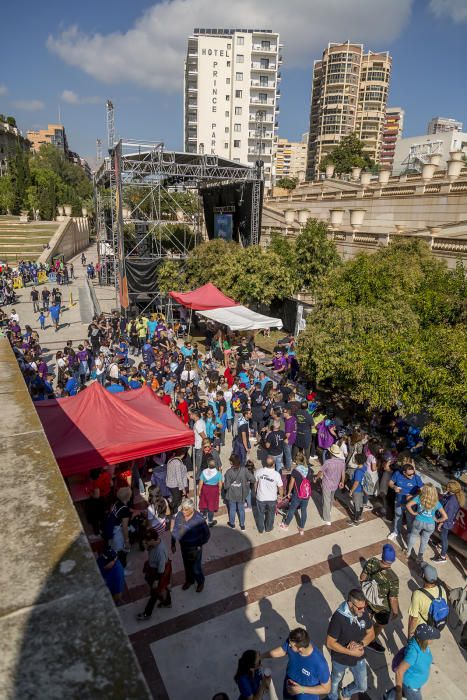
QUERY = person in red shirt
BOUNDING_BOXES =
[176,391,189,423]
[156,388,172,407]
[224,365,237,388]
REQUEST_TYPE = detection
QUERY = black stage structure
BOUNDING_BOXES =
[94,112,263,316]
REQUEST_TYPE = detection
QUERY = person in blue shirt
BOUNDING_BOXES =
[406,484,447,562]
[49,302,61,332]
[348,453,367,525]
[97,546,125,605]
[388,461,424,541]
[106,378,125,394]
[386,623,440,700]
[64,372,78,396]
[180,341,193,359]
[235,649,270,700]
[262,627,331,699]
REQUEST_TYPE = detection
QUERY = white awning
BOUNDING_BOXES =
[197,305,283,331]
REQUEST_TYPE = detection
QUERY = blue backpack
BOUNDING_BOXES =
[421,586,449,630]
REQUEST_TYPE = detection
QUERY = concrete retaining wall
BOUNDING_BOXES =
[38,217,90,265]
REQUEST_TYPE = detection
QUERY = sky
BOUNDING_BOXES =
[1,0,466,165]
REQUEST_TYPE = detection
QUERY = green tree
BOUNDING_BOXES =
[0,175,16,213]
[6,116,17,128]
[320,133,373,174]
[297,239,467,453]
[294,218,341,292]
[276,177,298,191]
[268,230,297,276]
[157,260,188,294]
[8,146,31,213]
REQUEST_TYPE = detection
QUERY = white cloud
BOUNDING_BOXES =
[60,89,102,105]
[11,99,45,111]
[0,85,7,96]
[47,0,413,93]
[429,0,467,22]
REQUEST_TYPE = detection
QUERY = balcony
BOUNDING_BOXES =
[251,62,277,71]
[248,131,273,138]
[250,97,275,106]
[249,115,274,123]
[251,79,275,88]
[187,85,198,92]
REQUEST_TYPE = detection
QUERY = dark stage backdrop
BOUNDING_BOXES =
[200,181,263,246]
[125,258,162,295]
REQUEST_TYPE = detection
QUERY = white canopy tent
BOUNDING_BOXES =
[197,305,283,331]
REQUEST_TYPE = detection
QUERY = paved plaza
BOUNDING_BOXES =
[4,248,467,700]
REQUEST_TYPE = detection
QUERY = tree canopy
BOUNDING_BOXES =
[276,177,298,191]
[297,239,467,453]
[320,132,373,173]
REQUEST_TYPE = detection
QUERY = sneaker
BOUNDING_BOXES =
[431,554,447,563]
[208,520,217,528]
[244,506,252,512]
[240,525,246,531]
[136,612,151,621]
[123,568,134,577]
[387,531,398,541]
[363,504,373,511]
[227,522,235,529]
[298,528,305,536]
[182,581,193,590]
[279,522,289,530]
[347,519,360,527]
[323,521,332,526]
[368,640,385,654]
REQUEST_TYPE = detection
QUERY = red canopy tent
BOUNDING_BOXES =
[169,282,239,311]
[35,383,194,477]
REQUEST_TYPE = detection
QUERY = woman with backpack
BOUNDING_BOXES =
[385,624,440,700]
[432,480,465,563]
[279,454,314,535]
[224,454,256,530]
[406,484,448,563]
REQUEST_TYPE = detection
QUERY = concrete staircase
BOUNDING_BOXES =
[0,216,60,262]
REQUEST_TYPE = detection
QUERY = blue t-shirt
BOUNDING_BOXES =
[200,470,222,486]
[403,637,432,689]
[107,384,125,393]
[147,320,157,338]
[180,346,193,358]
[352,467,365,493]
[65,377,78,396]
[98,558,125,596]
[391,471,424,506]
[236,669,262,699]
[205,418,216,440]
[281,641,330,700]
[411,495,442,524]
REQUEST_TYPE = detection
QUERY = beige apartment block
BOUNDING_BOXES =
[274,133,308,181]
[26,123,68,153]
[306,42,391,179]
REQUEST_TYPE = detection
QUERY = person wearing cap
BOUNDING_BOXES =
[97,546,125,605]
[317,444,346,525]
[360,544,400,653]
[407,562,447,638]
[386,624,440,700]
[433,480,465,563]
[264,420,286,473]
[388,461,424,543]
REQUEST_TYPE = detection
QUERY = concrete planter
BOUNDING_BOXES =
[325,163,335,178]
[447,159,463,180]
[422,163,436,182]
[351,166,362,181]
[64,204,72,217]
[449,150,463,162]
[360,172,371,186]
[297,209,310,225]
[394,224,405,233]
[57,205,64,216]
[81,207,88,217]
[122,207,130,219]
[349,208,366,228]
[284,209,296,224]
[297,170,306,183]
[329,208,344,226]
[378,169,391,185]
[176,209,185,222]
[429,153,442,167]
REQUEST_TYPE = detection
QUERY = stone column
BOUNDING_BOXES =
[351,166,362,181]
[329,208,344,226]
[447,156,463,180]
[360,172,371,186]
[422,163,436,182]
[378,169,391,185]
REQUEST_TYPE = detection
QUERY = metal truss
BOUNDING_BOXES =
[94,127,262,313]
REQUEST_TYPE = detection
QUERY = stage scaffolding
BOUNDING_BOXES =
[94,117,263,315]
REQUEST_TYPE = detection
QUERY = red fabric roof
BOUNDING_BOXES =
[169,282,239,310]
[36,383,194,476]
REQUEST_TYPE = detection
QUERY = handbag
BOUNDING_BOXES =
[362,578,385,608]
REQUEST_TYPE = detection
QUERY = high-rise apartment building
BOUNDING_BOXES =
[427,116,463,134]
[380,107,404,169]
[306,42,391,179]
[184,28,282,187]
[26,123,68,154]
[274,133,308,181]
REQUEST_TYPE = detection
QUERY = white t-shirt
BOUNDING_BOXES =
[194,418,207,449]
[255,467,283,502]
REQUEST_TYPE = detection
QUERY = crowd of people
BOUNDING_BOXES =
[4,291,466,700]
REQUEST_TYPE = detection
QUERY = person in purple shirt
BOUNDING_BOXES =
[37,357,48,380]
[283,406,297,470]
[272,351,288,374]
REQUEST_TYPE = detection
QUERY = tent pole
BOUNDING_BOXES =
[187,307,193,339]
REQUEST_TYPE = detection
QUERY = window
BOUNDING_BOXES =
[225,111,230,117]
[234,123,241,132]
[260,58,269,69]
[235,106,242,115]
[262,40,270,49]
[260,76,269,87]
[233,158,240,162]
[235,90,243,98]
[236,72,243,81]
[259,93,268,104]
[234,140,241,148]
[227,43,232,49]
[226,78,231,84]
[237,36,244,45]
[225,95,230,101]
[237,54,244,63]
[225,127,229,133]
[224,143,229,149]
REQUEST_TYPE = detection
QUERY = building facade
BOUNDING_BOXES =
[274,133,308,181]
[380,107,404,169]
[184,28,282,187]
[306,42,391,179]
[26,123,69,154]
[0,120,30,176]
[393,130,467,174]
[427,116,463,134]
